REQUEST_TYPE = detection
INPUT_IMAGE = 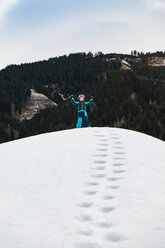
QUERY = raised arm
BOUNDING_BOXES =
[85,96,94,106]
[69,95,79,106]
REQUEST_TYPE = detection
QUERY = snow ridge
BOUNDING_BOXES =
[0,127,165,248]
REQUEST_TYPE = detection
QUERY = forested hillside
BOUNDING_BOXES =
[0,51,165,143]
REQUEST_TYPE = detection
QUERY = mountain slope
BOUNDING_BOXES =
[0,127,165,248]
[1,52,165,143]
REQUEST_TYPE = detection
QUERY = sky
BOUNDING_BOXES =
[0,0,165,69]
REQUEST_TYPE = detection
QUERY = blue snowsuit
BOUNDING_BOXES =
[70,97,94,128]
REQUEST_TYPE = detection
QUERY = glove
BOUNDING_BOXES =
[69,94,74,99]
[90,96,94,99]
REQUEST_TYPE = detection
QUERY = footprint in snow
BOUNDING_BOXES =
[113,157,125,160]
[83,190,97,195]
[113,163,124,167]
[98,144,109,147]
[114,152,126,155]
[86,182,99,186]
[79,214,93,222]
[103,195,115,200]
[92,166,105,171]
[96,222,113,229]
[113,169,126,174]
[78,229,93,236]
[94,160,106,164]
[112,147,124,149]
[105,232,126,242]
[107,177,121,182]
[94,135,105,137]
[93,154,108,157]
[108,185,120,190]
[79,202,93,208]
[100,206,116,213]
[91,174,106,179]
[96,149,108,152]
[153,227,163,231]
[74,242,101,248]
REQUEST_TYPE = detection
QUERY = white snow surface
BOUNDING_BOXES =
[0,127,165,248]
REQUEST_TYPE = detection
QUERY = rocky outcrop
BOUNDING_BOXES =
[121,59,131,70]
[148,57,165,67]
[105,57,131,70]
[19,89,57,121]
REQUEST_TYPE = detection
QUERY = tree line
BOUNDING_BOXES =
[0,52,165,143]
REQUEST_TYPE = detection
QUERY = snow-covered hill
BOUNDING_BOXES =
[0,127,165,248]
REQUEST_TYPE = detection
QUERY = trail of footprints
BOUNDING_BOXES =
[74,130,127,248]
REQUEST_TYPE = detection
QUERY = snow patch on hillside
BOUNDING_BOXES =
[19,89,57,121]
[148,57,165,67]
